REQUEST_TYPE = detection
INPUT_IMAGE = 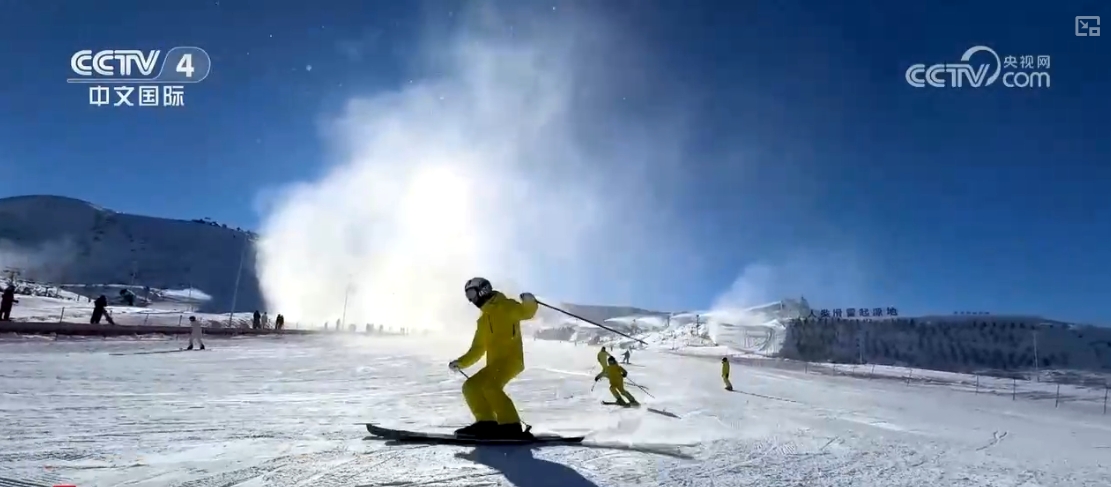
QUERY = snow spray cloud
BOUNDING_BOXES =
[0,238,77,283]
[709,249,871,325]
[256,4,693,331]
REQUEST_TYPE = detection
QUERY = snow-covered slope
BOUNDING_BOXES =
[0,195,263,313]
[0,336,1105,486]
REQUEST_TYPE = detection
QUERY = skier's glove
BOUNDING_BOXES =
[448,360,461,373]
[519,292,535,302]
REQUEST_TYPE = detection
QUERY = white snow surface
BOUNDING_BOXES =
[1,336,1108,487]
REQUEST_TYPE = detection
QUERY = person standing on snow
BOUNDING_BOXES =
[622,349,631,364]
[448,277,538,439]
[91,295,115,324]
[721,357,733,391]
[186,316,205,350]
[597,346,611,370]
[0,285,18,321]
[596,356,639,406]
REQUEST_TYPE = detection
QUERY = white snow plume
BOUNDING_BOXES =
[707,251,870,350]
[256,4,694,333]
[0,238,77,282]
[711,250,870,315]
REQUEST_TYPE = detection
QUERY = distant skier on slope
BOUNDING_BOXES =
[186,316,205,350]
[597,346,611,370]
[0,284,17,321]
[622,349,631,364]
[722,357,733,391]
[596,356,639,406]
[91,295,115,325]
[448,277,538,439]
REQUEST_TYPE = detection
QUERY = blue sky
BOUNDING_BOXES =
[1,1,1108,325]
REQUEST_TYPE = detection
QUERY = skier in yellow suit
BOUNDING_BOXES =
[722,357,733,391]
[449,277,538,439]
[597,346,611,369]
[595,356,639,406]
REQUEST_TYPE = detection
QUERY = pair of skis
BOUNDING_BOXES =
[363,423,584,445]
[364,400,679,446]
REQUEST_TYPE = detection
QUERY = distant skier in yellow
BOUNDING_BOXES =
[595,356,639,406]
[722,357,733,391]
[597,346,611,369]
[448,277,538,439]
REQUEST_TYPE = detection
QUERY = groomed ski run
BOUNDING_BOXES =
[0,335,1107,487]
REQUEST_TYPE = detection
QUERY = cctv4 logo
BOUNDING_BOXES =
[70,50,197,79]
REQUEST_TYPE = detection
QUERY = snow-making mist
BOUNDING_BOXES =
[255,4,695,332]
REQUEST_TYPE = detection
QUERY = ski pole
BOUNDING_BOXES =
[628,380,655,398]
[537,300,648,345]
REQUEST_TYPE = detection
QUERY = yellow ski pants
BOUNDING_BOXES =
[610,383,637,404]
[461,360,523,424]
[723,375,733,390]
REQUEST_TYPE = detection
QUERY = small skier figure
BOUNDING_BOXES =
[0,284,17,321]
[448,277,539,439]
[596,346,611,370]
[91,295,115,324]
[596,356,639,406]
[722,357,733,391]
[622,349,631,364]
[185,316,205,350]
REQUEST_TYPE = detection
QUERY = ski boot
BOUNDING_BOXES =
[454,421,498,438]
[495,422,534,440]
[185,345,194,350]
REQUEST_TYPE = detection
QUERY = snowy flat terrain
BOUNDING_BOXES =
[1,336,1109,487]
[5,294,260,328]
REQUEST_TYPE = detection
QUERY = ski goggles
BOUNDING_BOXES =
[465,286,490,304]
[465,286,482,303]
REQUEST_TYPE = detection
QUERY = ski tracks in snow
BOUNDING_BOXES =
[975,430,1009,452]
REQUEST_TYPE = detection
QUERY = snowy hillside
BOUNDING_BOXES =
[782,315,1111,375]
[0,195,263,313]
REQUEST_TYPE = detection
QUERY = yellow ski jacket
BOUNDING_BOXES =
[597,349,611,366]
[722,360,730,378]
[595,363,628,385]
[455,292,538,370]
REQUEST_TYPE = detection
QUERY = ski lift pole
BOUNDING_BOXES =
[536,300,648,345]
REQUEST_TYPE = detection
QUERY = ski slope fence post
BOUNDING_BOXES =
[1054,383,1060,408]
[1012,378,1016,401]
[1103,386,1108,415]
[57,307,65,323]
[536,300,648,345]
[142,314,149,326]
[975,375,980,394]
